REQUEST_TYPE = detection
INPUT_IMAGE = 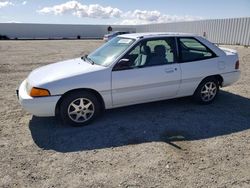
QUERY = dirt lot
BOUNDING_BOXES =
[0,40,249,188]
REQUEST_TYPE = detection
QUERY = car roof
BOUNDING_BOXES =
[111,31,125,33]
[120,32,198,39]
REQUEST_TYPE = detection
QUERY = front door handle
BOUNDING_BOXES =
[165,68,176,73]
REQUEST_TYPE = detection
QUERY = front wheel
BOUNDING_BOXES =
[60,91,101,126]
[193,78,219,104]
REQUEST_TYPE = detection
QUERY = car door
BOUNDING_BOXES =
[177,37,220,97]
[111,37,181,107]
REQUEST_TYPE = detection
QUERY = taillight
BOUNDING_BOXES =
[235,60,239,70]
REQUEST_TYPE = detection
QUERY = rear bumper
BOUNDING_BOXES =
[18,79,61,117]
[221,70,241,87]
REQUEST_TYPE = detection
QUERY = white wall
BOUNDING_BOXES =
[0,17,249,45]
[0,23,136,39]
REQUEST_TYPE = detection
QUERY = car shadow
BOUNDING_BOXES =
[29,91,250,152]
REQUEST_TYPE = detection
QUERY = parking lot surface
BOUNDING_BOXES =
[0,40,249,187]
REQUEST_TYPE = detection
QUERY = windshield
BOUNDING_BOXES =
[88,37,135,66]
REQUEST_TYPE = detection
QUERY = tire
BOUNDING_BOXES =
[59,91,101,127]
[193,77,219,104]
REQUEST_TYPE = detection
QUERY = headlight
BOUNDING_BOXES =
[26,80,50,97]
[26,81,33,94]
[30,87,50,97]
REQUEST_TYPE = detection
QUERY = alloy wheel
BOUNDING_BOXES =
[200,82,217,102]
[67,98,95,123]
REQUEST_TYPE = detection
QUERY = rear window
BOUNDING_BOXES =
[178,37,216,62]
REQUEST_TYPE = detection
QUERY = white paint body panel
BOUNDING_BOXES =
[18,33,241,117]
[112,64,181,107]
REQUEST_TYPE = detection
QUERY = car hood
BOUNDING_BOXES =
[27,58,106,87]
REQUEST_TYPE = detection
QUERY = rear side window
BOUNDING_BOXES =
[178,37,216,62]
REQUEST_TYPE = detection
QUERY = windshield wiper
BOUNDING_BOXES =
[81,55,95,65]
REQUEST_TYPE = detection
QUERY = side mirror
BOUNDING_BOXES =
[119,58,130,64]
[113,58,131,71]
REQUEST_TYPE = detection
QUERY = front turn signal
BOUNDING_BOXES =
[30,87,50,97]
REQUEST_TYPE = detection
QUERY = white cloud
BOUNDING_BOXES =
[22,1,27,5]
[0,1,13,8]
[37,0,122,19]
[37,1,202,24]
[5,20,22,23]
[121,10,203,25]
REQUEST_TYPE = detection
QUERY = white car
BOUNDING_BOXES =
[17,33,240,126]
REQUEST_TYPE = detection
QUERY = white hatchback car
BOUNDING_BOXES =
[18,33,240,126]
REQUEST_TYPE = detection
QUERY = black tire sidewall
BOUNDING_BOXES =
[60,91,100,126]
[193,78,219,104]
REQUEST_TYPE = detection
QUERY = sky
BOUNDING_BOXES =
[0,0,250,25]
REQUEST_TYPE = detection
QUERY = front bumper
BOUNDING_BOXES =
[17,80,61,117]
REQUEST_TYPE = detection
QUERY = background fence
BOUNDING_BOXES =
[136,17,250,46]
[0,17,249,45]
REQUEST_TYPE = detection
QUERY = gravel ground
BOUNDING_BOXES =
[0,40,249,188]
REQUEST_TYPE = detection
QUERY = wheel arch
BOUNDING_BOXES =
[55,88,105,117]
[193,74,223,96]
[200,74,224,87]
[192,74,223,104]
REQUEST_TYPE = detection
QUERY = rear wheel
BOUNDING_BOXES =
[193,78,219,104]
[60,91,100,126]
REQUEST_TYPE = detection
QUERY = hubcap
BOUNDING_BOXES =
[201,82,217,102]
[67,98,95,123]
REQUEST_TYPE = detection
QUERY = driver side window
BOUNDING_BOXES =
[114,37,176,71]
